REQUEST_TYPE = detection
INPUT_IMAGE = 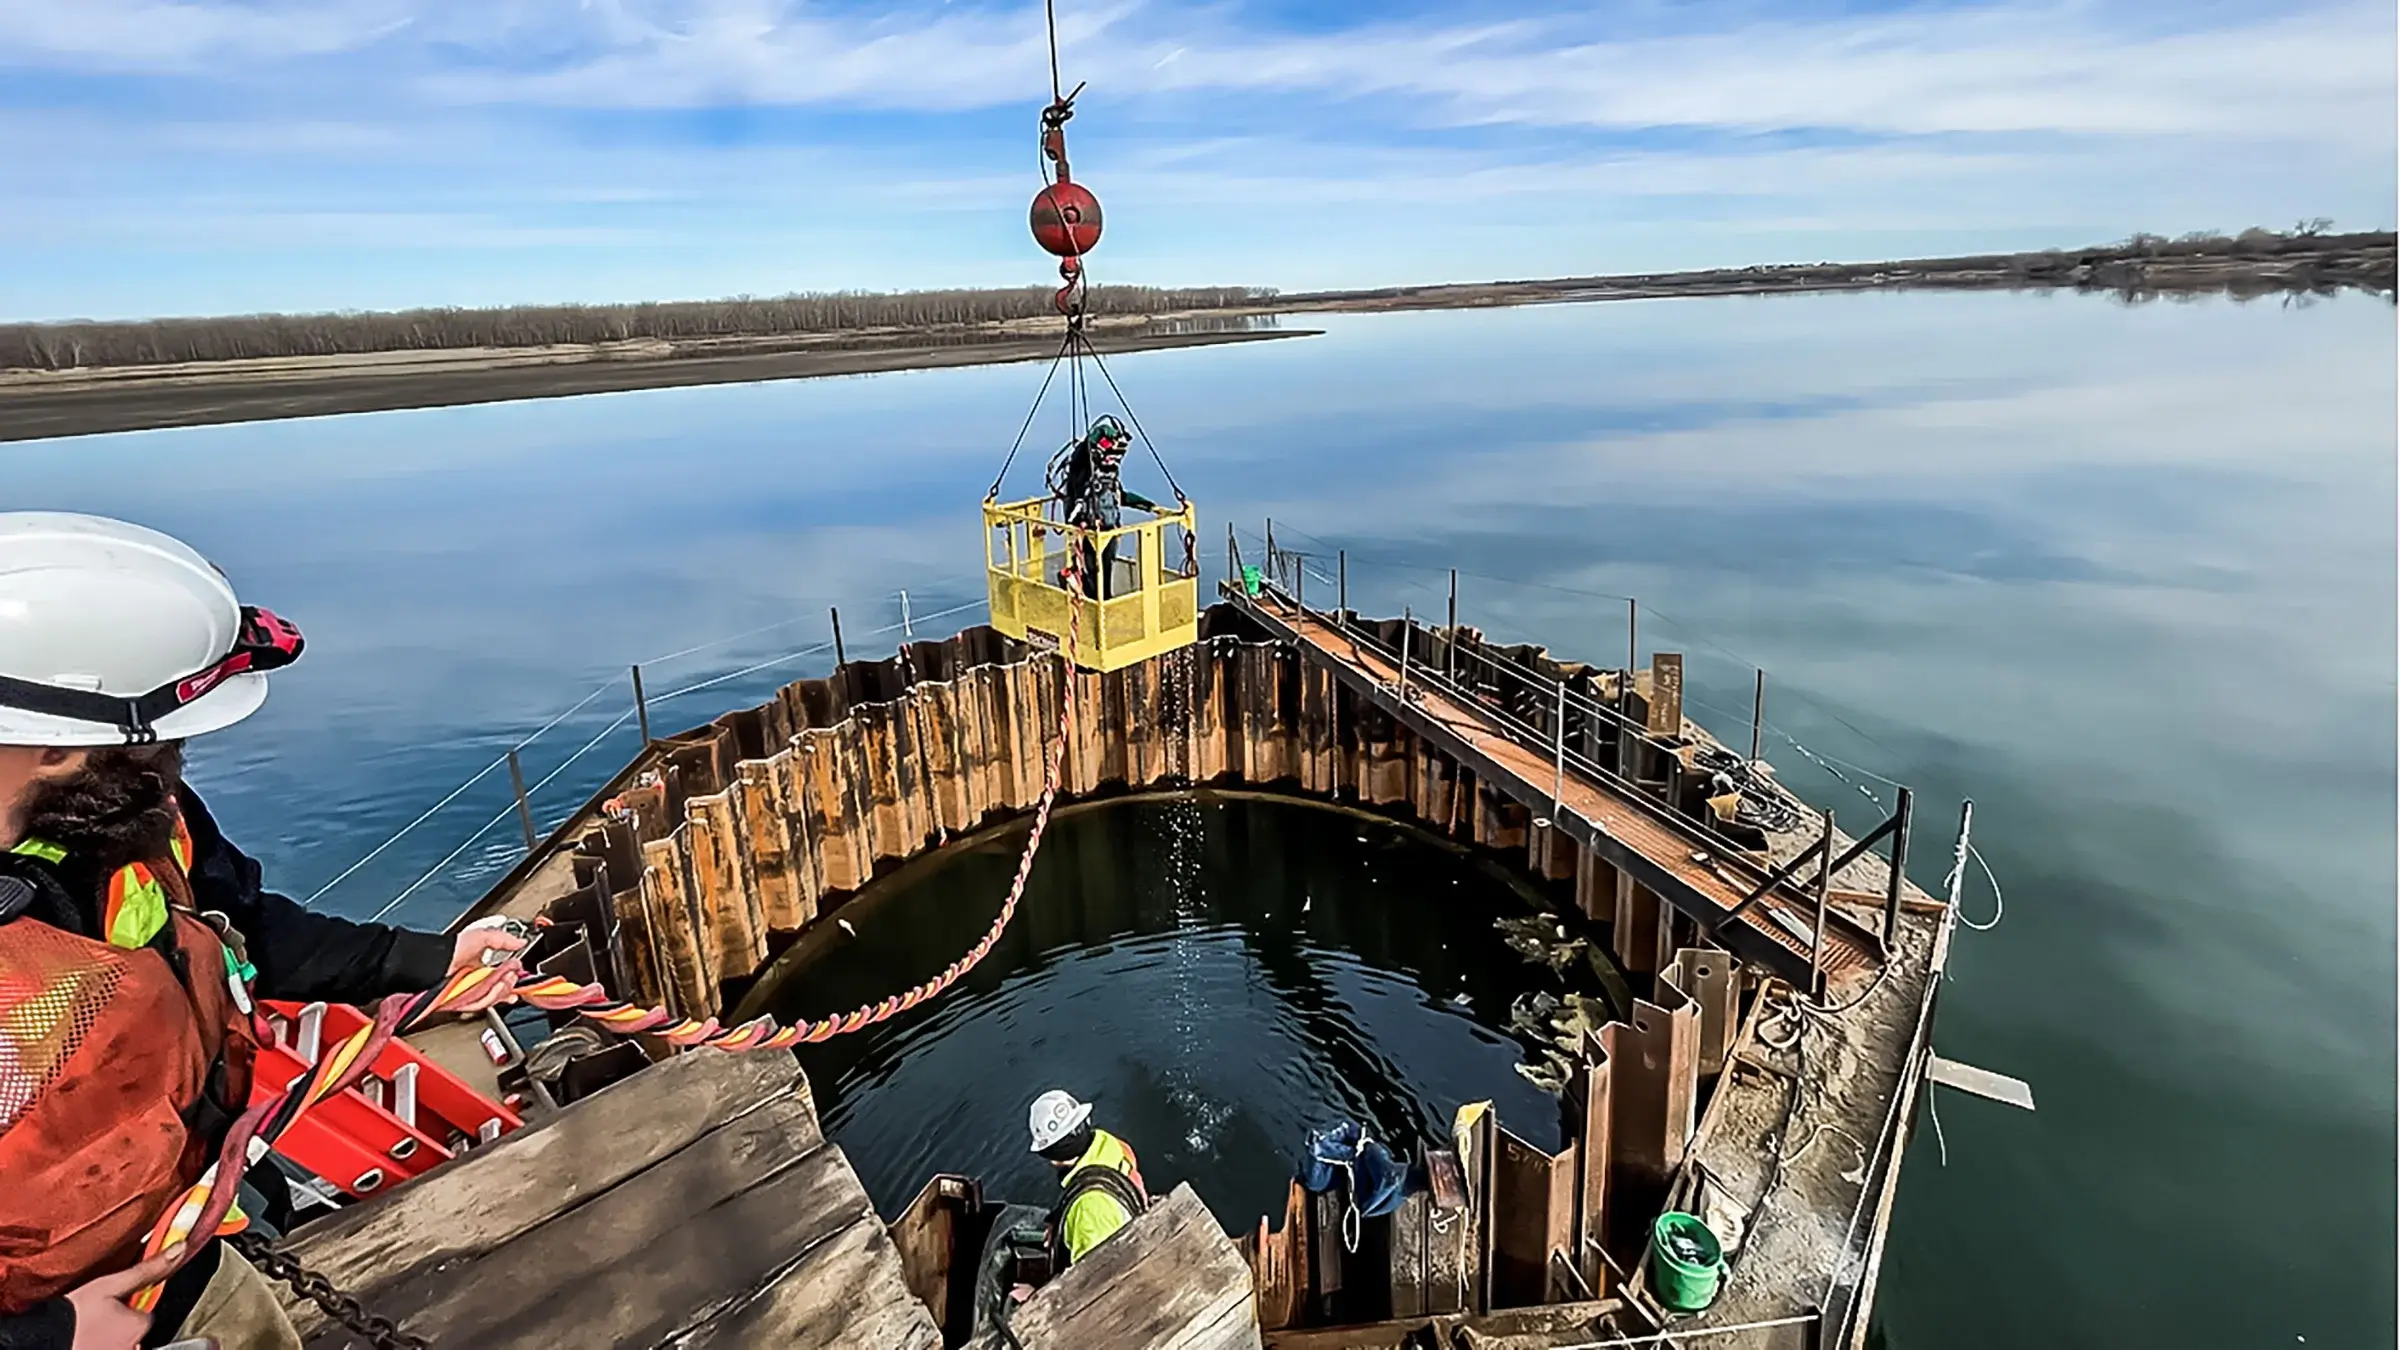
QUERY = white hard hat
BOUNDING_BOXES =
[0,513,302,747]
[1028,1089,1093,1154]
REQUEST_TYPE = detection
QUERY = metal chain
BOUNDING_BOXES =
[230,1231,428,1350]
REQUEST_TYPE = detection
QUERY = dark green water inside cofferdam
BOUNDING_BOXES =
[743,793,1573,1229]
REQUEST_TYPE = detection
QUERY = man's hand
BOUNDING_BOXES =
[64,1244,185,1350]
[443,920,529,1013]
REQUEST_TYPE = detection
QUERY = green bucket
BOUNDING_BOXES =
[1650,1211,1724,1313]
[1240,564,1264,596]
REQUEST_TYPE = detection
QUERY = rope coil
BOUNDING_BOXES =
[1689,745,1806,833]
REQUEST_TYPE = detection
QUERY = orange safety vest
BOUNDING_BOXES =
[0,818,257,1313]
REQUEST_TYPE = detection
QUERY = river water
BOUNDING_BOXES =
[5,288,2392,1347]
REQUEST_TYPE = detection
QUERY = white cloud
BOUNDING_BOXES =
[394,1,2394,146]
[1096,138,2054,209]
[0,2,2388,314]
[12,2,2384,146]
[417,0,1105,112]
[1127,4,2394,143]
[0,0,408,70]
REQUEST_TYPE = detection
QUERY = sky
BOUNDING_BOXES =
[0,0,2392,321]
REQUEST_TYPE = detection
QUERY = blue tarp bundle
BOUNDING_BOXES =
[1299,1121,1409,1219]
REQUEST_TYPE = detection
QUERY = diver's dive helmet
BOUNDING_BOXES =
[1087,416,1129,465]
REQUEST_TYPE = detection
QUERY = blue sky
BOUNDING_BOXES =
[1,0,2391,320]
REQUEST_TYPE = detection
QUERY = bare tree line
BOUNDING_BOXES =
[1693,225,2391,296]
[2,285,1274,372]
[2118,221,2341,255]
[7,224,2381,374]
[1997,226,2392,294]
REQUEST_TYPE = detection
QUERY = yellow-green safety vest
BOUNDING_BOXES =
[1057,1128,1146,1264]
[7,811,194,952]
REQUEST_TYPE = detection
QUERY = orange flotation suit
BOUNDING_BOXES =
[0,820,257,1313]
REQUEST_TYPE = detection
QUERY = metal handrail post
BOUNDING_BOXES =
[1398,607,1412,697]
[630,664,653,745]
[1947,800,1975,907]
[1809,808,1836,999]
[1447,569,1458,679]
[1549,676,1567,824]
[1619,598,1638,780]
[506,749,537,854]
[1750,668,1765,765]
[1882,787,1914,953]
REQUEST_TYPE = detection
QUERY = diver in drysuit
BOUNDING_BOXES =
[1049,416,1156,599]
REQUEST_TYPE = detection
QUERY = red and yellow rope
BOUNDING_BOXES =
[136,578,1086,1309]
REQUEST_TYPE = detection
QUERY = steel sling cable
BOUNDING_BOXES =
[1075,326,1187,503]
[990,328,1078,500]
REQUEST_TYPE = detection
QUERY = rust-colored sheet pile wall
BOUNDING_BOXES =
[473,601,1931,1347]
[519,609,1703,1031]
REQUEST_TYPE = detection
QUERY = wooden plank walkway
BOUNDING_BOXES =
[276,1050,942,1350]
[1233,592,1878,987]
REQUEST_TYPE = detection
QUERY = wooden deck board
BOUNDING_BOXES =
[283,1049,805,1336]
[280,1050,942,1350]
[1010,1183,1262,1350]
[671,1214,944,1350]
[311,1094,837,1347]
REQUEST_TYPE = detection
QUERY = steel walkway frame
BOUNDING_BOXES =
[1221,582,1884,991]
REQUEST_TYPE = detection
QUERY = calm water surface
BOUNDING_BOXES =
[6,290,2392,1348]
[746,793,1569,1230]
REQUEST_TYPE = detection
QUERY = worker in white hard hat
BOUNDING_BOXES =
[0,513,528,1350]
[1027,1088,1149,1274]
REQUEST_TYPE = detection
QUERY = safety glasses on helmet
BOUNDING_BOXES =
[0,606,303,741]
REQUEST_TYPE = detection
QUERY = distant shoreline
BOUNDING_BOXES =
[0,324,1309,443]
[4,231,2387,442]
[1271,230,2396,312]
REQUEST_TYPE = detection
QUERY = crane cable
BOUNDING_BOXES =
[1046,0,1063,104]
[988,0,1184,508]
